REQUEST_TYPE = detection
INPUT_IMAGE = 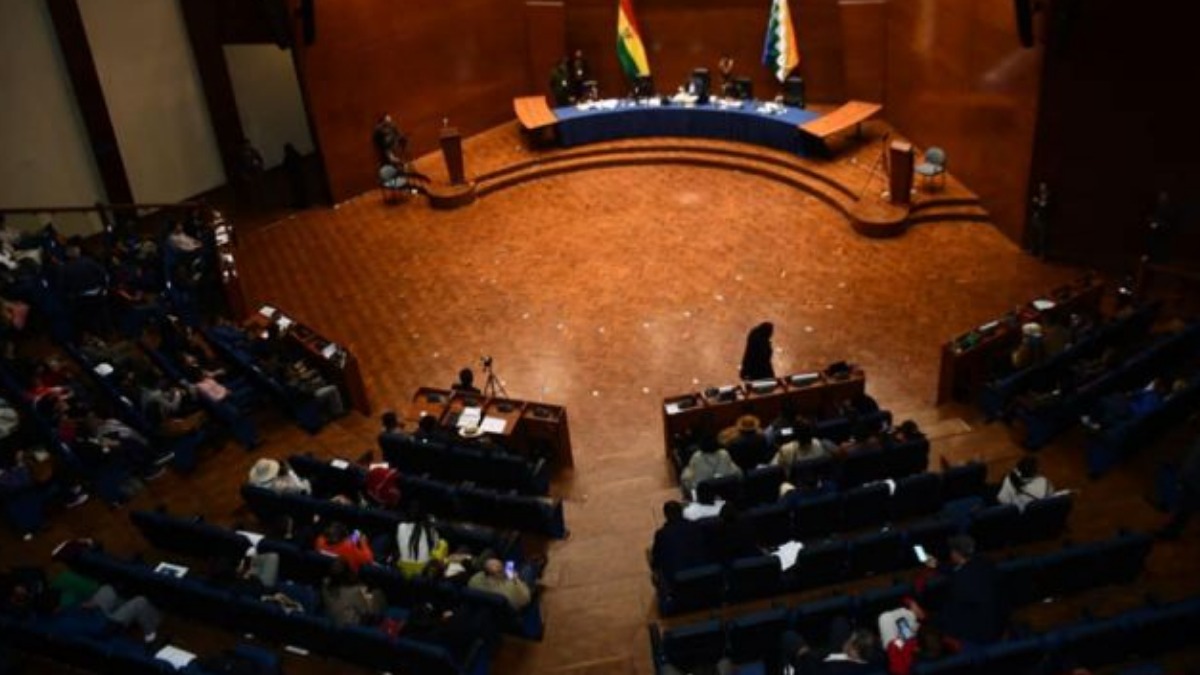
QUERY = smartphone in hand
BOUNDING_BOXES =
[896,617,915,641]
[504,560,516,580]
[350,530,362,545]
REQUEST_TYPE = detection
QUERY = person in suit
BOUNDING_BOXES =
[451,368,481,394]
[651,501,713,580]
[911,534,1006,646]
[723,415,770,471]
[739,322,776,381]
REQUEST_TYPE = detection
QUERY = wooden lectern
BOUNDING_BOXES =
[439,127,466,185]
[888,141,914,205]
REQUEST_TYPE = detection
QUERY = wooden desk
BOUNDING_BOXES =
[514,96,559,130]
[661,370,867,458]
[402,387,574,469]
[800,100,882,139]
[248,305,371,416]
[935,275,1105,404]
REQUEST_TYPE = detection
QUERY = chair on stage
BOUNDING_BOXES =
[733,76,754,101]
[782,75,806,108]
[378,164,409,204]
[915,147,948,190]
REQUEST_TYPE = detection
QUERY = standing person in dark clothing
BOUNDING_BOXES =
[651,501,712,580]
[58,242,109,336]
[739,322,776,381]
[909,535,1006,647]
[1027,181,1051,259]
[1157,434,1200,540]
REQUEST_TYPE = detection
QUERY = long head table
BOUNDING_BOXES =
[553,98,823,155]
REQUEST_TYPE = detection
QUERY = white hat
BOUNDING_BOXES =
[1022,322,1043,338]
[249,458,281,485]
[458,425,484,439]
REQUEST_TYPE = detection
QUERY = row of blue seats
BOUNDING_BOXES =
[696,458,983,527]
[57,546,492,675]
[286,453,568,538]
[979,303,1158,420]
[651,531,1154,673]
[1085,376,1200,477]
[1017,321,1200,449]
[380,432,550,495]
[658,493,1074,615]
[202,326,326,434]
[129,509,543,641]
[0,613,280,675]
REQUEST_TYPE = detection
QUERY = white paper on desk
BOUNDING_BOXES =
[258,305,275,317]
[480,416,507,434]
[457,406,483,428]
[329,458,350,470]
[321,343,338,359]
[683,500,724,521]
[155,645,196,669]
[772,541,805,571]
[664,402,682,415]
[275,316,294,330]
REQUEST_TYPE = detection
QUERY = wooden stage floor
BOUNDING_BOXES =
[6,123,1199,675]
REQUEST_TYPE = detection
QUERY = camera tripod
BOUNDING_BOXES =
[481,357,508,398]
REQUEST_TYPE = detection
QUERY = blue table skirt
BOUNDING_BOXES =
[554,100,823,156]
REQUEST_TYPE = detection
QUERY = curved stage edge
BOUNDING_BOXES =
[413,125,988,239]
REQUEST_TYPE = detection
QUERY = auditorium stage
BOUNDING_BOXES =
[413,116,989,239]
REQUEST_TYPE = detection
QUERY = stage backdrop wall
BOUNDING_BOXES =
[562,0,846,106]
[1029,0,1200,272]
[289,0,532,203]
[882,0,1045,243]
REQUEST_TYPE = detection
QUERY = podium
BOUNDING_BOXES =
[439,127,466,185]
[427,126,476,209]
[888,140,914,205]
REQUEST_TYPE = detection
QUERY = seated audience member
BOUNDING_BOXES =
[996,455,1055,511]
[315,521,375,572]
[1,448,89,512]
[909,534,1006,647]
[82,411,174,480]
[765,402,808,449]
[836,392,881,418]
[321,559,385,627]
[413,413,449,443]
[780,626,881,674]
[1010,323,1046,370]
[166,221,203,254]
[4,563,164,645]
[378,410,408,447]
[719,415,770,471]
[889,419,925,444]
[771,425,833,472]
[266,356,345,422]
[451,367,481,394]
[680,438,742,495]
[712,503,760,564]
[363,464,402,509]
[837,421,884,456]
[651,501,712,580]
[139,375,206,438]
[1083,377,1173,431]
[247,458,311,496]
[468,557,533,611]
[212,549,282,593]
[395,511,448,578]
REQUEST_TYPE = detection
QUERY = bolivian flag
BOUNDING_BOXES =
[762,0,801,82]
[617,0,651,80]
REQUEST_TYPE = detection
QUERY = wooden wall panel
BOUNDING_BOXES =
[838,0,886,103]
[1029,0,1200,271]
[526,1,567,94]
[563,0,845,105]
[293,0,531,202]
[883,0,1044,243]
